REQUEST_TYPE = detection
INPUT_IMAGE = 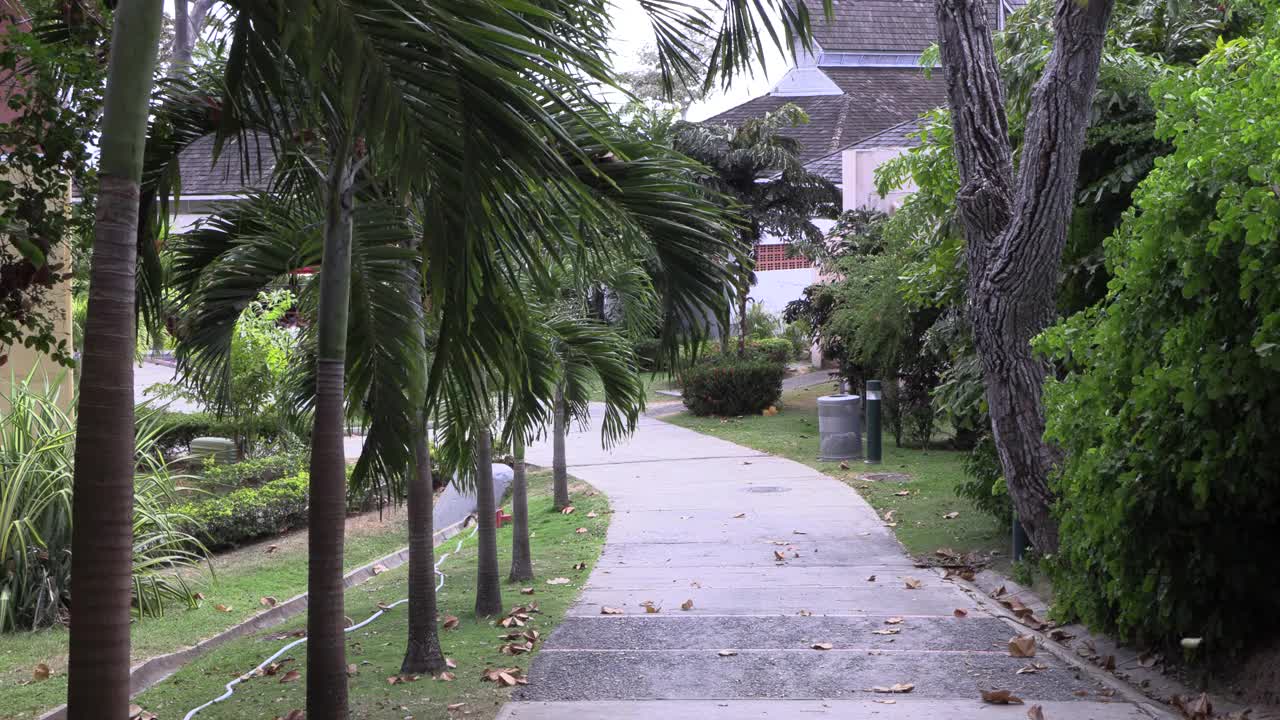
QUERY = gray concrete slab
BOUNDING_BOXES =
[499,699,1161,720]
[501,404,1163,718]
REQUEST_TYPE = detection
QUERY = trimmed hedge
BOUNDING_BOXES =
[148,410,284,456]
[747,338,793,364]
[681,356,785,416]
[172,472,310,551]
[200,453,308,489]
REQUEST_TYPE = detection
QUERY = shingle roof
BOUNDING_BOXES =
[703,66,945,165]
[803,118,924,182]
[806,0,1026,54]
[177,132,275,196]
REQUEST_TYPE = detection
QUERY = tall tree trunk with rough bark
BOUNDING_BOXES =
[508,436,533,582]
[66,2,163,717]
[551,383,570,511]
[169,0,212,76]
[934,0,1115,553]
[306,137,357,720]
[473,425,504,616]
[400,267,445,675]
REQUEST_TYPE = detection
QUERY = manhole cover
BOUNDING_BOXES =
[862,473,912,484]
[743,485,791,493]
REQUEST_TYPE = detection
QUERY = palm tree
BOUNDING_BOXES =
[65,1,165,718]
[672,104,840,353]
[472,424,503,617]
[508,435,533,582]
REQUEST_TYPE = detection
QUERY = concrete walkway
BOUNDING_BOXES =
[503,409,1169,719]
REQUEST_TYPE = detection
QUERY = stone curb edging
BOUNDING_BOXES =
[935,566,1183,719]
[38,516,473,720]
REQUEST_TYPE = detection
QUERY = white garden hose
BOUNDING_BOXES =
[183,520,480,720]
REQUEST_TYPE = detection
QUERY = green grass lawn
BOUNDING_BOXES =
[128,470,606,720]
[666,384,1007,561]
[586,370,680,405]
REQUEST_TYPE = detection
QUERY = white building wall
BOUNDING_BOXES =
[751,266,820,317]
[842,147,916,212]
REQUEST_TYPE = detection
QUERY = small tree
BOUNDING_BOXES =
[673,105,838,354]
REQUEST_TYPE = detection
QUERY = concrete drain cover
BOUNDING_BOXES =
[862,473,912,484]
[744,485,791,493]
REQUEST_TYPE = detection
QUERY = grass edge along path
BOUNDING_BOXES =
[3,500,425,719]
[128,470,608,720]
[664,385,1007,562]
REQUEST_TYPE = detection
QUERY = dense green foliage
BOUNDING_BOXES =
[1,377,205,631]
[172,471,312,551]
[681,355,785,416]
[1042,23,1280,656]
[149,410,286,457]
[747,338,792,364]
[198,452,309,491]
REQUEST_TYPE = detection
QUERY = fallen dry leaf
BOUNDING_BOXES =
[520,587,535,595]
[867,575,876,582]
[718,650,738,657]
[561,506,576,515]
[733,513,746,519]
[447,703,466,711]
[573,562,587,571]
[1171,692,1213,720]
[1048,628,1074,642]
[904,578,922,590]
[873,699,897,705]
[214,604,233,613]
[1102,654,1116,671]
[280,669,301,683]
[1027,705,1046,720]
[773,550,786,561]
[575,527,588,534]
[811,643,833,650]
[601,606,624,615]
[442,615,460,630]
[872,629,900,636]
[885,617,904,625]
[681,599,694,611]
[546,577,570,585]
[586,511,598,518]
[870,683,915,694]
[371,563,388,575]
[346,664,358,677]
[445,658,457,669]
[840,461,850,469]
[436,671,455,681]
[276,711,304,720]
[1009,634,1038,658]
[1016,662,1048,675]
[981,689,1024,705]
[894,490,910,496]
[943,511,960,520]
[641,601,661,614]
[32,663,50,682]
[265,544,279,554]
[954,608,968,618]
[260,596,279,608]
[882,510,896,523]
[376,601,394,611]
[798,609,813,617]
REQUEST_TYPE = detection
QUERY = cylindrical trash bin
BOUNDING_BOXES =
[817,394,862,461]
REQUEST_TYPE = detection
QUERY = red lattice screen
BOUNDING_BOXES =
[754,243,813,271]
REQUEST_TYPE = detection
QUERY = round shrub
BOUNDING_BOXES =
[681,355,785,416]
[1040,28,1280,658]
[747,337,792,364]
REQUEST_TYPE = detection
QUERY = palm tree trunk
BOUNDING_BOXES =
[737,287,748,356]
[400,427,446,673]
[552,383,570,511]
[400,256,445,675]
[473,426,504,617]
[306,138,356,720]
[66,2,163,717]
[508,435,533,582]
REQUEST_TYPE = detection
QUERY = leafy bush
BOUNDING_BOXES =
[681,356,785,416]
[956,434,1012,527]
[632,338,662,371]
[1,376,206,631]
[744,302,781,340]
[172,472,311,551]
[782,320,811,360]
[149,410,284,457]
[1041,27,1280,657]
[199,453,308,490]
[747,338,792,364]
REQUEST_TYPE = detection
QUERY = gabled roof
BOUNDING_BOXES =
[802,118,924,182]
[807,0,1027,54]
[177,132,276,197]
[703,66,945,165]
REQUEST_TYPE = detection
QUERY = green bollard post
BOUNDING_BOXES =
[865,379,882,465]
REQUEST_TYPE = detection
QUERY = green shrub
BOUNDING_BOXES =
[633,338,663,371]
[747,338,792,364]
[200,453,308,490]
[681,356,785,416]
[149,410,283,456]
[172,472,311,551]
[956,434,1012,527]
[744,302,781,340]
[1040,27,1280,658]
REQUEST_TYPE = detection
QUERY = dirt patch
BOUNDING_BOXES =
[1230,635,1280,709]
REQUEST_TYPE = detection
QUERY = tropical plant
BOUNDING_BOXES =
[1041,19,1280,657]
[1,374,206,633]
[681,355,785,417]
[672,104,839,354]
